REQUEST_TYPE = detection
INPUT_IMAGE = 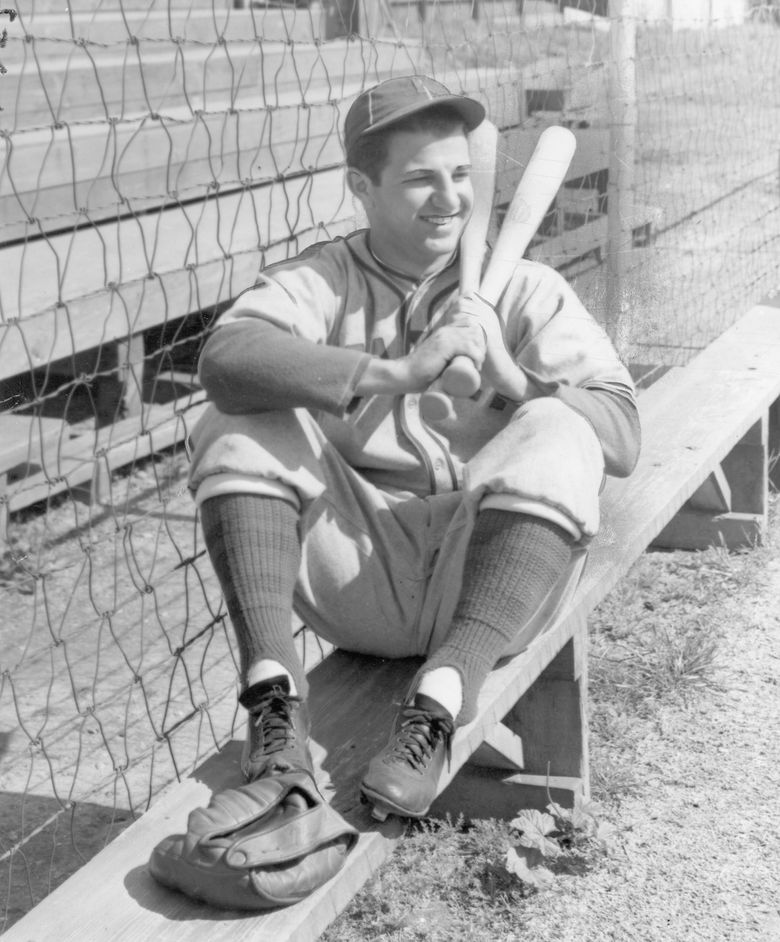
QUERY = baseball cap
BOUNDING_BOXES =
[344,75,486,157]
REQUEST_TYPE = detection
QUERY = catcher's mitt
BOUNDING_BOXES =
[148,771,358,910]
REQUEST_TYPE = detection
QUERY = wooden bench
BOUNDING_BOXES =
[4,296,778,941]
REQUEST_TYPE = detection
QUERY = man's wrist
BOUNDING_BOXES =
[354,356,412,396]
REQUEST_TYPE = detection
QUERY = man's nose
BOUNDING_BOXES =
[430,176,460,212]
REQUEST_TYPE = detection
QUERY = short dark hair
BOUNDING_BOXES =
[346,104,468,184]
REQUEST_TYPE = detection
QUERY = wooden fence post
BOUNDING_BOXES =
[606,0,637,359]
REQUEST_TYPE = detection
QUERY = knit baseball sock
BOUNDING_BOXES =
[416,510,573,726]
[199,493,308,701]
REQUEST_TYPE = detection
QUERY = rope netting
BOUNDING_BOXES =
[0,0,778,929]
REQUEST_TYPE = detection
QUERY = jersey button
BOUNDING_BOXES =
[434,459,445,471]
[407,396,419,410]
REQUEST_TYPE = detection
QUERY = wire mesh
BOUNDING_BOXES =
[0,0,778,930]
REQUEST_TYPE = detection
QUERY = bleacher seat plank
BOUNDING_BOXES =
[2,68,525,240]
[0,217,362,382]
[0,165,352,321]
[0,414,63,474]
[0,100,349,239]
[27,0,229,12]
[1,227,344,379]
[15,7,328,46]
[3,38,413,129]
[3,395,211,518]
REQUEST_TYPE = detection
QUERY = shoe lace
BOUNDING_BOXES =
[250,687,298,756]
[389,707,454,772]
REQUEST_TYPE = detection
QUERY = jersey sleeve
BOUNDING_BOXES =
[500,261,636,401]
[198,241,371,415]
[498,261,640,477]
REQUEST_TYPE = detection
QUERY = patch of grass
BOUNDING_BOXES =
[322,817,536,942]
[587,495,779,806]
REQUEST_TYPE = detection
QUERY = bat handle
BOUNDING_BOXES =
[420,355,481,422]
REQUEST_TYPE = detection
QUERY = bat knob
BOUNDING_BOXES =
[440,355,481,398]
[420,356,481,423]
[420,389,455,423]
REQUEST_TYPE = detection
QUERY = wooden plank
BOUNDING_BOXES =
[469,722,525,770]
[24,0,231,12]
[430,765,583,819]
[504,632,588,785]
[686,302,780,373]
[688,464,732,513]
[0,739,405,942]
[94,334,146,428]
[0,165,353,321]
[652,510,764,551]
[0,414,63,473]
[0,216,359,382]
[5,395,211,516]
[0,100,349,238]
[527,216,607,267]
[497,125,611,206]
[721,415,768,515]
[12,7,327,47]
[770,396,780,490]
[3,38,410,129]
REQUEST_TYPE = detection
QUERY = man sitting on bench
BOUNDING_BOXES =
[187,75,640,821]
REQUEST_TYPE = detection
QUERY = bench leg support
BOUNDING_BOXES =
[770,396,780,491]
[654,414,769,551]
[431,623,589,820]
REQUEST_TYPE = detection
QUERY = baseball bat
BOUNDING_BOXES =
[420,125,577,423]
[429,119,498,400]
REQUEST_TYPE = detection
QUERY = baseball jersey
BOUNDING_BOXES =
[189,229,639,499]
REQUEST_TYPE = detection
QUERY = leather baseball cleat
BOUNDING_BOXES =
[238,675,314,782]
[360,693,454,820]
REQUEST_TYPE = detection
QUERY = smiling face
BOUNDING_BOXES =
[348,123,473,280]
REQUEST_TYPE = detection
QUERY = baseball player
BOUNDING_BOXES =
[188,74,640,820]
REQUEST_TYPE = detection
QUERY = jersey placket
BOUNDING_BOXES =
[399,285,459,495]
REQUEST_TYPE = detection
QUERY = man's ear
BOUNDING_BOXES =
[347,167,373,209]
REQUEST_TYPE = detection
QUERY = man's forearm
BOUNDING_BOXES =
[198,320,370,415]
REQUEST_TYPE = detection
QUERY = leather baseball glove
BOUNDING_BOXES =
[148,771,358,910]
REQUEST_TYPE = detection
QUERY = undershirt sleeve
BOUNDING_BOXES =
[198,319,372,416]
[553,384,641,479]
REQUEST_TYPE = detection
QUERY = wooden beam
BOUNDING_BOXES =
[503,632,589,789]
[0,218,359,382]
[721,415,768,516]
[0,166,353,322]
[652,510,764,552]
[687,464,732,513]
[770,396,780,490]
[3,39,404,129]
[469,722,525,771]
[430,765,583,820]
[1,102,348,239]
[13,7,325,46]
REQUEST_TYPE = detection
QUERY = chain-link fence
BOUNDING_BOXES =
[1,0,778,930]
